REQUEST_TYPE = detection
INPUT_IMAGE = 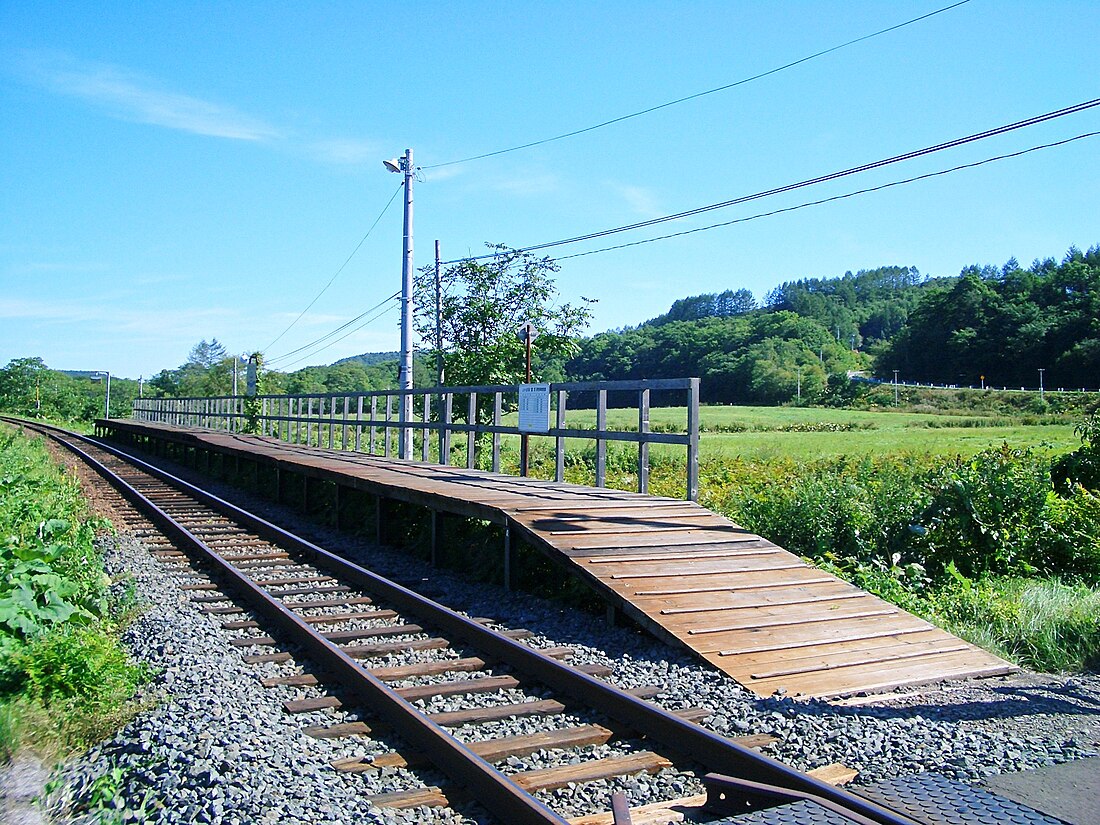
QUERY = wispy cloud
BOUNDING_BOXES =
[0,296,236,336]
[614,184,664,218]
[17,50,280,141]
[489,171,562,197]
[309,137,383,166]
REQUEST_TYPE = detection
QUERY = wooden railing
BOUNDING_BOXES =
[131,378,701,500]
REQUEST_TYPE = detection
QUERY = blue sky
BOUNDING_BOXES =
[1,1,1097,379]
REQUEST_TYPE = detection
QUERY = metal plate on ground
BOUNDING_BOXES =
[854,772,1067,825]
[710,773,1067,824]
[709,798,860,824]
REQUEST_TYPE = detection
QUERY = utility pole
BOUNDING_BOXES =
[893,369,899,406]
[1038,368,1045,401]
[796,365,802,401]
[385,149,415,459]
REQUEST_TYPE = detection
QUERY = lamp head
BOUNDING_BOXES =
[382,158,402,173]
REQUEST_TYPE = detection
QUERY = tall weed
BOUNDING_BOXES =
[0,426,148,757]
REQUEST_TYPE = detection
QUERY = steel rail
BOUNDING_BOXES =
[8,416,919,825]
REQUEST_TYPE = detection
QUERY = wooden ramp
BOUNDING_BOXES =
[99,419,1016,699]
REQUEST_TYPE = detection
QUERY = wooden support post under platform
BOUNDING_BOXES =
[503,524,513,592]
[375,496,383,546]
[430,510,439,567]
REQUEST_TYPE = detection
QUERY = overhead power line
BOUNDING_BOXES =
[445,97,1100,264]
[264,182,404,353]
[424,0,973,169]
[266,290,400,366]
[552,131,1100,261]
[274,300,401,371]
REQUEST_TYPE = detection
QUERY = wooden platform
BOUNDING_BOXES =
[99,419,1016,699]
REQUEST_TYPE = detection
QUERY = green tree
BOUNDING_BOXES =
[0,357,53,416]
[149,339,233,397]
[413,245,595,391]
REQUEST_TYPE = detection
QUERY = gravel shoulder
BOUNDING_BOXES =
[24,451,1100,823]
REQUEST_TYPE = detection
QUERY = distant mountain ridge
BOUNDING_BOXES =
[332,351,400,367]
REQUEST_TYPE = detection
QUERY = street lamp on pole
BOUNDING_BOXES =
[91,371,111,419]
[384,149,415,460]
[1038,368,1045,401]
[893,370,899,406]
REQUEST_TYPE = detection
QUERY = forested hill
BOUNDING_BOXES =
[879,249,1099,389]
[566,246,1099,403]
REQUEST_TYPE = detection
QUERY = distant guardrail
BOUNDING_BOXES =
[131,378,701,500]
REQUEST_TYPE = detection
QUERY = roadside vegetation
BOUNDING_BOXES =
[0,426,149,761]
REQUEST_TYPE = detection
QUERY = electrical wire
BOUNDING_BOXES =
[445,97,1100,264]
[424,0,973,169]
[273,299,401,371]
[264,182,404,352]
[266,290,400,366]
[551,131,1100,261]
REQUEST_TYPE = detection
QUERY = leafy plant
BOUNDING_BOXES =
[0,425,150,756]
[1052,415,1100,493]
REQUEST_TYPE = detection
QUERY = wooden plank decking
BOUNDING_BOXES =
[99,419,1016,699]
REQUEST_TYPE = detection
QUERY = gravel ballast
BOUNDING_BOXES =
[41,460,1100,824]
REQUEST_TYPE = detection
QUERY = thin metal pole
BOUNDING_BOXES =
[398,149,415,460]
[435,239,444,387]
[521,328,532,476]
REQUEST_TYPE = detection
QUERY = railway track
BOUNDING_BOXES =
[8,417,920,825]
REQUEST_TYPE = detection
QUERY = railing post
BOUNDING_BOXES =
[421,394,431,462]
[441,393,452,466]
[384,395,392,458]
[555,389,567,483]
[355,396,363,452]
[492,393,502,474]
[370,396,378,454]
[466,392,477,469]
[342,396,349,450]
[638,386,650,495]
[687,377,700,501]
[595,387,607,489]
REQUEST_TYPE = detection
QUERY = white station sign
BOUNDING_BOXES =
[518,383,551,433]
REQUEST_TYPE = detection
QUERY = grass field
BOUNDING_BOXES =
[521,404,1080,462]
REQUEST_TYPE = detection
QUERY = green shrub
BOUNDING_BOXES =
[918,445,1052,578]
[1052,416,1100,493]
[18,626,148,706]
